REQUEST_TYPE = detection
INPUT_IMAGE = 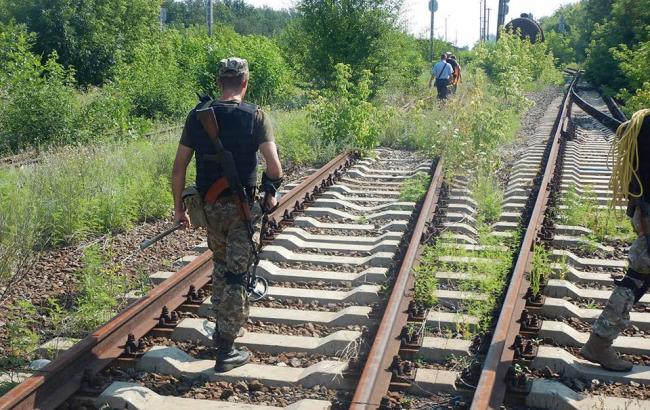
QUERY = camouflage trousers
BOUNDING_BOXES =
[593,234,650,341]
[204,196,261,341]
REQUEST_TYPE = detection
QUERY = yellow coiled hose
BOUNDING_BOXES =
[609,109,650,210]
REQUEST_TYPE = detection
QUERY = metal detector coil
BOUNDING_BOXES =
[248,276,268,301]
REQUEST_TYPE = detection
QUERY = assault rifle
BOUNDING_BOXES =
[196,103,268,301]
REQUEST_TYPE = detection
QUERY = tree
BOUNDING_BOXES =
[281,0,419,90]
[2,0,161,85]
[162,0,293,37]
[583,0,650,92]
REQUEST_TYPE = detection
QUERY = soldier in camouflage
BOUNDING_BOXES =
[581,113,650,372]
[171,57,283,372]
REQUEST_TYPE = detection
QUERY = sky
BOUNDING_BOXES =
[242,0,581,48]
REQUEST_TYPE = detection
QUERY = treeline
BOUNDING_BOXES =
[162,0,294,37]
[541,0,650,114]
[0,0,431,153]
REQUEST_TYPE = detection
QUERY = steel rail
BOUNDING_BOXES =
[571,86,622,132]
[0,152,355,410]
[350,158,444,409]
[470,77,577,410]
[603,95,628,123]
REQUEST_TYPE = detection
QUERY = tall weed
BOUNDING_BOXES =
[471,170,504,225]
[272,110,338,167]
[473,30,563,111]
[308,63,383,152]
[0,136,176,296]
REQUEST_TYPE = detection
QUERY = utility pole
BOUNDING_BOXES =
[497,0,510,39]
[429,0,438,62]
[483,0,487,41]
[487,8,491,40]
[479,0,483,41]
[207,0,214,36]
[445,16,448,42]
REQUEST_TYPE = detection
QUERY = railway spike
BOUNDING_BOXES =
[123,333,139,355]
[389,355,402,377]
[186,285,201,304]
[158,306,172,327]
[402,360,413,377]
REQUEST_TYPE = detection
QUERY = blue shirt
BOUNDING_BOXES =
[432,60,453,80]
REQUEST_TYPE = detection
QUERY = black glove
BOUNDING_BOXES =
[260,172,283,196]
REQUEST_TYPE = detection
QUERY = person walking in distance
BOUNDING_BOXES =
[581,109,650,372]
[429,53,453,100]
[171,57,283,372]
[448,54,462,94]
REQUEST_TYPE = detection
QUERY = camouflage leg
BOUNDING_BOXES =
[593,285,635,342]
[215,209,256,340]
[205,201,230,345]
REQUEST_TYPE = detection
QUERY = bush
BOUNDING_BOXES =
[114,30,197,121]
[308,63,382,152]
[2,0,161,85]
[0,24,81,151]
[613,41,650,115]
[272,109,338,168]
[473,30,562,111]
[200,27,295,105]
[281,0,417,92]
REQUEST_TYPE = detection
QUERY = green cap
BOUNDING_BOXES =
[219,57,249,77]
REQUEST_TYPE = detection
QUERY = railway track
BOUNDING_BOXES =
[0,149,445,409]
[472,82,650,409]
[2,76,645,410]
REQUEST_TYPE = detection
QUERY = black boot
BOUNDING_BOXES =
[212,328,245,348]
[214,337,250,372]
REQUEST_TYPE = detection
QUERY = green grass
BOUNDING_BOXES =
[415,226,515,338]
[471,171,504,224]
[560,184,635,243]
[0,134,178,297]
[271,109,341,168]
[399,172,430,202]
[530,245,553,297]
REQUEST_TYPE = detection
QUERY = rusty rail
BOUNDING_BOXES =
[350,158,444,409]
[571,86,622,132]
[0,152,356,410]
[470,77,577,410]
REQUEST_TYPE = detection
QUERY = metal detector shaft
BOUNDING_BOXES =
[140,223,183,250]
